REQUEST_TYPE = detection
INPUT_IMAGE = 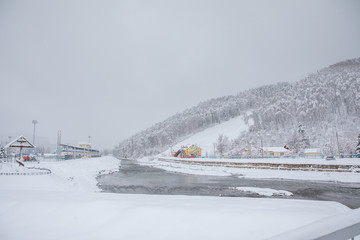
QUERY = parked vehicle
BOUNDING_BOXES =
[325,155,336,161]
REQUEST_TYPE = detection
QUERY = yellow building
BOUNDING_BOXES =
[173,145,202,158]
[304,148,321,157]
[79,143,91,149]
[60,143,101,159]
[185,145,202,157]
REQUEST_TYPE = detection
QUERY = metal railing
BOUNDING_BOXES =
[201,154,360,160]
[267,208,360,240]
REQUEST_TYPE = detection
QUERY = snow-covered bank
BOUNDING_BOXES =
[158,156,360,166]
[0,156,120,192]
[229,187,293,197]
[0,156,356,240]
[138,157,360,183]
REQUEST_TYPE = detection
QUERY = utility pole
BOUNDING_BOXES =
[248,141,252,159]
[7,136,12,160]
[213,143,216,157]
[57,130,61,160]
[88,136,91,144]
[32,120,38,145]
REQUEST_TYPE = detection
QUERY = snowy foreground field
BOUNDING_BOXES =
[0,156,356,240]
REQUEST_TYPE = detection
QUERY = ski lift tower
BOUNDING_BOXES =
[32,120,38,146]
[5,135,35,166]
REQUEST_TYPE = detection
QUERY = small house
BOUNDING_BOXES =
[262,147,289,157]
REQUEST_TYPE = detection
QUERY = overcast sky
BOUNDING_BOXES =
[1,0,360,150]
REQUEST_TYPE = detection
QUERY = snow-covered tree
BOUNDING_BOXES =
[0,146,6,159]
[356,134,360,156]
[297,124,310,153]
[216,134,229,156]
[321,141,336,155]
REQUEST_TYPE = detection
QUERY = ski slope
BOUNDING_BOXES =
[166,115,249,156]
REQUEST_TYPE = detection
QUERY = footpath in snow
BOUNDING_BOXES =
[0,156,356,240]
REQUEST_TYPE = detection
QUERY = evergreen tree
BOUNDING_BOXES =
[0,146,6,159]
[297,124,310,153]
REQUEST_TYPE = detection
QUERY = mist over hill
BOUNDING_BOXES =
[114,58,360,159]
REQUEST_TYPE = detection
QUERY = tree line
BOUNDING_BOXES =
[114,58,360,159]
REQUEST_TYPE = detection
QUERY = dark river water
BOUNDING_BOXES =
[97,159,360,209]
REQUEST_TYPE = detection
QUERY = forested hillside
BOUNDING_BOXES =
[114,58,360,159]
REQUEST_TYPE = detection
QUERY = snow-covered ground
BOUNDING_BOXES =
[139,157,360,183]
[0,156,356,240]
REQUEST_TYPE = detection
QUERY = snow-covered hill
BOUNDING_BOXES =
[115,58,360,159]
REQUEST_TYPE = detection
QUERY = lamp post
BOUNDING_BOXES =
[32,120,38,145]
[7,136,12,159]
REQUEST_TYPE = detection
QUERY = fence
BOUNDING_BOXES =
[0,156,52,175]
[202,154,360,160]
[1,155,64,163]
[0,171,51,176]
[0,166,51,176]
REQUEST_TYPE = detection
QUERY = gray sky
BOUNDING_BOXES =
[1,0,360,150]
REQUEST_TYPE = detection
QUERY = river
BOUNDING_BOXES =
[97,159,360,209]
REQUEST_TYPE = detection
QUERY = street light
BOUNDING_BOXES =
[32,120,38,145]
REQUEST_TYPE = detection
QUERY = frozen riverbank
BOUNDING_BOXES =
[138,156,360,183]
[0,156,355,240]
[99,159,360,209]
